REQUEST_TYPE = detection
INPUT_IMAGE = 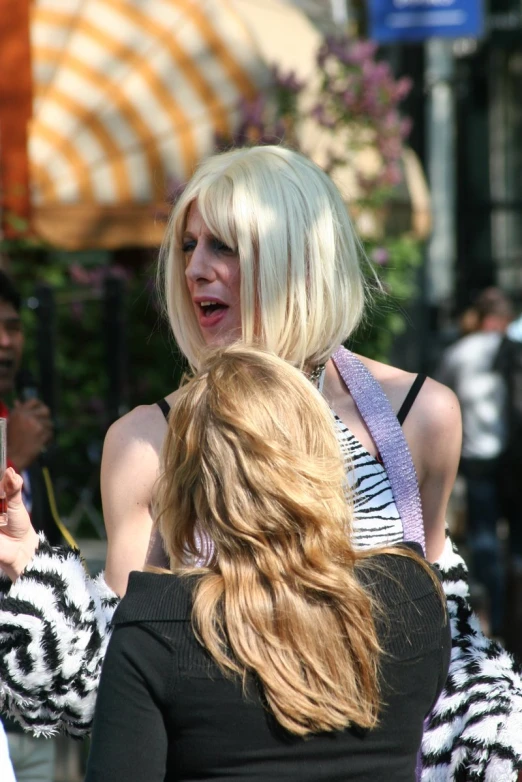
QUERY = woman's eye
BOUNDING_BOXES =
[182,240,196,254]
[212,239,235,254]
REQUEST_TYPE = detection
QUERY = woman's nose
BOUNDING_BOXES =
[185,244,216,283]
[0,327,13,348]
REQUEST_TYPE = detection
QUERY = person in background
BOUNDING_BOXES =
[457,305,480,337]
[0,268,56,781]
[437,287,513,638]
[493,308,522,659]
[0,270,55,537]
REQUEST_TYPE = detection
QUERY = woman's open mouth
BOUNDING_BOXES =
[197,300,229,327]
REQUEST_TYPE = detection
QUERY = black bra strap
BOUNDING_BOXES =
[158,379,426,426]
[156,398,171,421]
[397,374,427,426]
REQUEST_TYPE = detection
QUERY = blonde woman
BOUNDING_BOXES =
[83,345,450,781]
[0,145,521,781]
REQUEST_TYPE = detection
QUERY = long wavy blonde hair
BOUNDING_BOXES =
[156,345,437,736]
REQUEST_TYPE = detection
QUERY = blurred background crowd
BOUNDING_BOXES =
[1,0,521,778]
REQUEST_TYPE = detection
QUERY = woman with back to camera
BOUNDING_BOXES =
[82,345,450,782]
[0,145,521,780]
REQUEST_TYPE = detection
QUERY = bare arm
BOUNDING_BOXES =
[404,378,462,562]
[101,403,168,597]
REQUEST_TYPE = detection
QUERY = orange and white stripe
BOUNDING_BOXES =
[30,0,266,247]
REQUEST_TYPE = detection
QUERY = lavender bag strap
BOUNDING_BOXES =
[332,347,427,781]
[331,346,426,554]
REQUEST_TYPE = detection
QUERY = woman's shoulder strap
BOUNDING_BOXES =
[331,346,425,554]
[155,398,171,421]
[397,374,427,426]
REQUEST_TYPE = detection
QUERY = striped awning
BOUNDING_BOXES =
[29,0,430,249]
[30,0,272,248]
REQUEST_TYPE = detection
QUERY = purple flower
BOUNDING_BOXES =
[378,135,402,160]
[311,103,336,128]
[69,263,92,286]
[272,66,304,93]
[400,117,412,139]
[395,77,413,102]
[381,110,400,131]
[381,163,403,187]
[240,95,266,127]
[347,40,378,66]
[371,247,390,266]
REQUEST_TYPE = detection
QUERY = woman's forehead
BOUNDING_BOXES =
[184,201,204,231]
[185,194,238,247]
[183,201,221,241]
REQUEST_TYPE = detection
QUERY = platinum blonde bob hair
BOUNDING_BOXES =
[159,145,368,369]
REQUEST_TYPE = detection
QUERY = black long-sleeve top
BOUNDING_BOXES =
[85,549,450,782]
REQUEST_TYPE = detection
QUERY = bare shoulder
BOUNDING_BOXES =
[101,405,166,511]
[356,353,460,428]
[400,373,462,489]
[410,376,461,437]
[104,403,166,455]
[355,354,418,412]
[100,397,184,593]
[355,354,462,477]
[102,388,187,484]
[103,388,182,454]
[100,397,181,522]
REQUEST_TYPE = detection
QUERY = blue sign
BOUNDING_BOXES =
[369,0,484,42]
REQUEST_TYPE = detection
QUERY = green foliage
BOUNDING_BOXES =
[5,246,182,533]
[351,235,423,360]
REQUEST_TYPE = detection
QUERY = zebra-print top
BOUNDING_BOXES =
[334,415,404,550]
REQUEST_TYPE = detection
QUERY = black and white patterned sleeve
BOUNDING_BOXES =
[421,534,522,782]
[0,535,120,738]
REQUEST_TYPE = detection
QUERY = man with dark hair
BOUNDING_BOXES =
[0,268,56,781]
[0,270,53,495]
[437,287,513,639]
[494,308,522,659]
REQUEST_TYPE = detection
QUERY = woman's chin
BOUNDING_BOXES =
[201,327,242,348]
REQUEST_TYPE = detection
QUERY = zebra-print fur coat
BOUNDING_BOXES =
[0,533,521,780]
